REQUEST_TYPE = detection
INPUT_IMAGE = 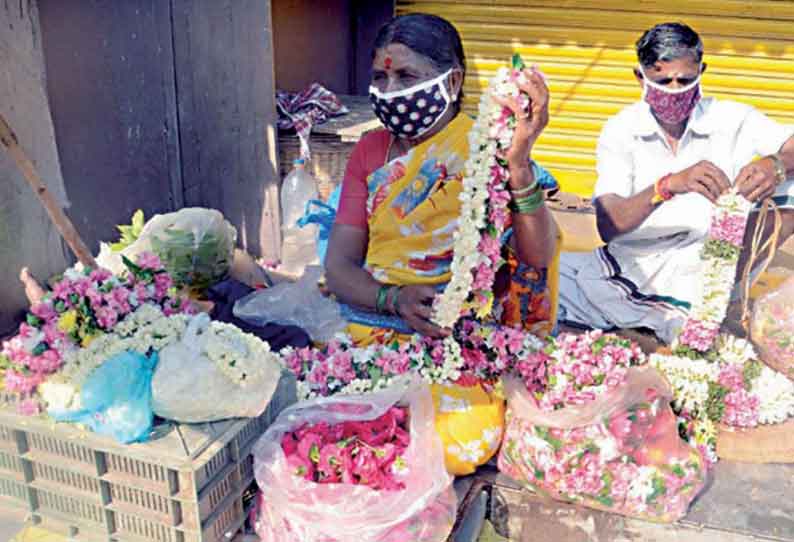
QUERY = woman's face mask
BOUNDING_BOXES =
[369,69,456,139]
[639,64,702,124]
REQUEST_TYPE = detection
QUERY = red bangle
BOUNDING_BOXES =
[658,174,673,200]
[651,174,674,205]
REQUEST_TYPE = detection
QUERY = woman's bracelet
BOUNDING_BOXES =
[509,189,544,214]
[509,180,539,197]
[375,285,390,314]
[387,286,402,316]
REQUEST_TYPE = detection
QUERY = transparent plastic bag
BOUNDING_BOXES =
[151,314,282,422]
[233,266,346,343]
[96,207,237,292]
[252,377,456,542]
[751,276,794,381]
[498,368,708,522]
[49,351,157,444]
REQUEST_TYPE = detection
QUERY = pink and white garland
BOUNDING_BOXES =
[431,61,530,327]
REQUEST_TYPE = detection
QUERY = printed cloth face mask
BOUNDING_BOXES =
[369,69,456,139]
[640,65,702,124]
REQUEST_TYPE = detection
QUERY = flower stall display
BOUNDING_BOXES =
[750,275,794,381]
[650,191,794,459]
[151,313,284,422]
[432,54,536,327]
[252,377,456,542]
[1,253,193,415]
[498,338,708,522]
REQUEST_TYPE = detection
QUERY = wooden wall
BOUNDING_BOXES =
[0,1,71,336]
[272,0,394,95]
[0,0,280,336]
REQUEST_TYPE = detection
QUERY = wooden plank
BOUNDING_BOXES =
[311,95,381,142]
[172,0,281,260]
[0,0,71,336]
[36,0,181,252]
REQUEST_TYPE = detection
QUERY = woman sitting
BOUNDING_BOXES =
[325,13,560,474]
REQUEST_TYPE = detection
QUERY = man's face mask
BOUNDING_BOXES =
[369,69,456,139]
[640,65,702,124]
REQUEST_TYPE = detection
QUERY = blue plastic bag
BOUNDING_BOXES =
[50,351,158,444]
[296,185,341,264]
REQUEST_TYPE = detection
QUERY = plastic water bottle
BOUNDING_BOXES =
[280,159,319,275]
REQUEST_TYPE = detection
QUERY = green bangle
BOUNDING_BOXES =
[387,286,402,315]
[375,285,390,313]
[509,180,539,197]
[510,190,544,214]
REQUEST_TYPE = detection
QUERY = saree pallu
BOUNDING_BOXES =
[344,114,559,475]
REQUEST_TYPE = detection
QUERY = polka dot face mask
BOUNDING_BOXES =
[368,69,456,139]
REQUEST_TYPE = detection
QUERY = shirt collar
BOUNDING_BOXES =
[632,97,716,138]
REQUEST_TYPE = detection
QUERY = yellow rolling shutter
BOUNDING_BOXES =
[396,0,794,196]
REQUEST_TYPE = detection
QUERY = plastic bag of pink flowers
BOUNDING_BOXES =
[251,376,456,541]
[751,275,794,381]
[498,367,709,522]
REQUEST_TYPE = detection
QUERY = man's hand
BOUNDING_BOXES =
[667,160,730,203]
[735,157,779,202]
[395,285,451,338]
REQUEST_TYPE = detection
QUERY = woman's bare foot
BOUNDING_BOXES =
[19,267,46,306]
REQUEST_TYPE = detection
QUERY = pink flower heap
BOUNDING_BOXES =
[518,330,646,411]
[281,406,410,490]
[1,252,193,409]
[499,350,708,522]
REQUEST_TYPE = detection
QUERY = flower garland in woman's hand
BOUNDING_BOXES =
[432,55,547,328]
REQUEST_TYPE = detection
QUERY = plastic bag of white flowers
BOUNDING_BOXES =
[151,313,284,422]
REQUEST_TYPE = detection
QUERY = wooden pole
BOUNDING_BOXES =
[0,113,97,268]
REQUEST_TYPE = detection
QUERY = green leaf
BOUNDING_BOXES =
[130,209,145,235]
[595,495,614,507]
[309,444,320,464]
[511,53,526,70]
[646,477,667,504]
[534,468,545,480]
[26,314,42,328]
[31,342,49,356]
[742,360,763,389]
[368,366,383,385]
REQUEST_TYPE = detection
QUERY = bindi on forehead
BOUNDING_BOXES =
[384,56,392,69]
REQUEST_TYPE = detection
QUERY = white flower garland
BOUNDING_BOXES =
[61,304,189,386]
[432,64,524,327]
[201,320,281,387]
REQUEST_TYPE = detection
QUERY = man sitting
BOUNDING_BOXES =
[558,22,794,343]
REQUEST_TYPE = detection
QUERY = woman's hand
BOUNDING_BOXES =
[493,67,550,174]
[735,158,779,202]
[395,285,451,338]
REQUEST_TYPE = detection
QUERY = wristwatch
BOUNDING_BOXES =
[768,153,787,185]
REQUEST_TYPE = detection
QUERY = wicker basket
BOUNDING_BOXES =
[278,132,355,201]
[717,419,794,463]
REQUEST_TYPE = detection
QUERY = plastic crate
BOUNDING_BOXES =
[0,372,296,541]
